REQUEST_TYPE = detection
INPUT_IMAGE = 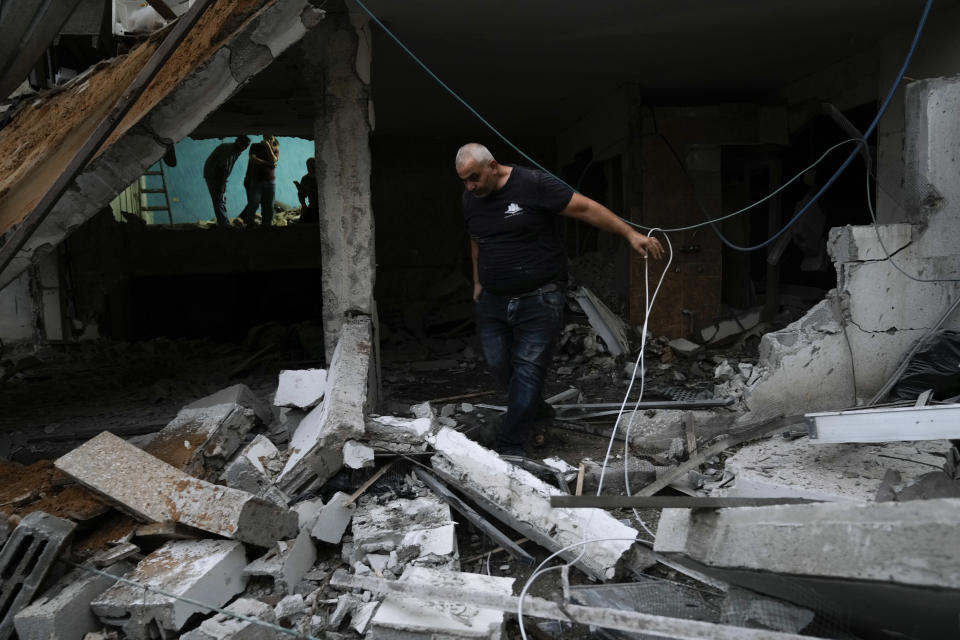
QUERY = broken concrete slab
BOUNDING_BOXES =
[429,428,638,581]
[370,566,514,639]
[220,434,287,505]
[91,539,247,640]
[713,435,950,502]
[310,491,356,544]
[655,498,960,640]
[274,368,327,409]
[244,528,316,594]
[343,440,375,469]
[0,511,76,640]
[351,493,458,574]
[185,383,272,425]
[55,431,298,547]
[277,316,372,496]
[180,598,282,640]
[13,561,132,640]
[147,390,261,480]
[364,415,432,454]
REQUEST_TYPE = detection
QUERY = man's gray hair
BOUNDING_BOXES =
[455,143,494,168]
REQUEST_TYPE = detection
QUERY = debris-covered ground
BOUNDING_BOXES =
[1,285,958,640]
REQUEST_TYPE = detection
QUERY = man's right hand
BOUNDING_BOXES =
[473,282,482,301]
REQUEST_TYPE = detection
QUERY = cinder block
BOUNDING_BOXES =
[277,317,371,496]
[220,435,286,505]
[91,540,247,640]
[274,369,327,409]
[0,511,76,640]
[244,528,316,594]
[55,431,298,547]
[370,566,514,639]
[14,561,132,640]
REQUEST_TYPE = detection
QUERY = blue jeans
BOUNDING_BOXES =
[239,179,275,226]
[476,284,565,449]
[205,178,228,226]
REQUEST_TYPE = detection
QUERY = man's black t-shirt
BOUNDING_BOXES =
[462,166,574,295]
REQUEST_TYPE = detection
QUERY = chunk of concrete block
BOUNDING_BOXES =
[91,540,247,640]
[0,511,76,640]
[310,491,355,544]
[274,593,306,621]
[429,428,637,581]
[343,440,375,469]
[180,598,281,640]
[293,497,325,530]
[370,566,514,639]
[277,317,372,496]
[713,436,950,502]
[14,561,132,640]
[55,431,298,547]
[655,498,960,639]
[275,369,327,409]
[245,529,316,594]
[146,400,259,480]
[185,383,272,425]
[365,415,432,447]
[220,435,287,505]
[668,337,703,355]
[352,495,458,573]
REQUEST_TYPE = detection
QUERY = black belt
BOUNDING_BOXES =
[509,282,563,299]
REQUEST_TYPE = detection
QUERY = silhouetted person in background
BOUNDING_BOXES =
[295,157,319,224]
[203,135,249,227]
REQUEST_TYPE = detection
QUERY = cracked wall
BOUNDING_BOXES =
[746,73,960,419]
[0,0,325,293]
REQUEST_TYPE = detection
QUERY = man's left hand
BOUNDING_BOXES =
[629,231,665,260]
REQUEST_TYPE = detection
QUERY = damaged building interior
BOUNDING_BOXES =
[2,0,960,638]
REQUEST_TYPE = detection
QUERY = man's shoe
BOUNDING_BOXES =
[498,445,526,458]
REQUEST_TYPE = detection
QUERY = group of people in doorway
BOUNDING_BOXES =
[202,135,317,227]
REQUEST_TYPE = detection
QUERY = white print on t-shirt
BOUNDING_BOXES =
[504,203,524,218]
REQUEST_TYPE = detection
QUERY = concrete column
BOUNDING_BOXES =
[303,0,376,361]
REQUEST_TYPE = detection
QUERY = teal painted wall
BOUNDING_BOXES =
[147,136,315,224]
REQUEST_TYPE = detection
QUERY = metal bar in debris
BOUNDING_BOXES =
[0,0,217,279]
[807,403,960,444]
[330,569,813,640]
[474,398,734,413]
[413,468,535,565]
[635,414,805,497]
[550,496,821,509]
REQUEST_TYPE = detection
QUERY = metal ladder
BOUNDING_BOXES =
[139,163,173,224]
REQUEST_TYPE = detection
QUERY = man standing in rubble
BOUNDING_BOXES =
[202,135,249,227]
[239,135,280,227]
[456,142,664,457]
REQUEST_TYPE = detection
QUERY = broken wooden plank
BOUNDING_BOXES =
[413,468,535,565]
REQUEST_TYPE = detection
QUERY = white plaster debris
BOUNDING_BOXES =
[343,440,375,469]
[91,540,247,640]
[370,566,514,639]
[277,317,371,495]
[429,428,637,580]
[274,369,327,409]
[351,494,458,574]
[55,431,299,547]
[714,436,951,502]
[181,598,281,640]
[668,337,702,355]
[13,562,132,640]
[311,491,356,544]
[274,594,307,621]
